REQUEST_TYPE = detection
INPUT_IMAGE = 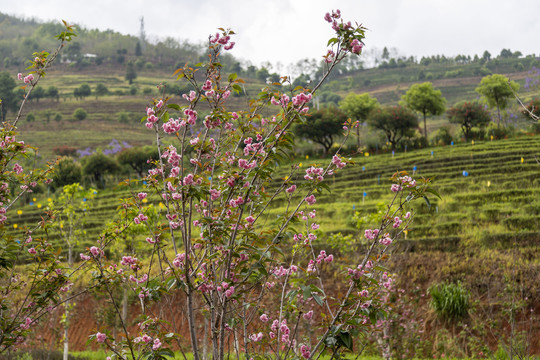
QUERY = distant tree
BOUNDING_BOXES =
[447,101,491,141]
[117,146,159,178]
[0,71,18,122]
[125,61,137,84]
[54,112,63,122]
[135,41,142,56]
[482,50,491,62]
[65,42,81,62]
[368,105,418,150]
[46,85,59,101]
[129,85,138,95]
[32,86,45,102]
[95,83,109,99]
[73,108,88,121]
[256,67,270,82]
[294,106,348,155]
[25,113,35,122]
[475,74,520,127]
[401,82,446,140]
[52,157,83,189]
[499,49,513,58]
[74,83,91,100]
[382,47,389,60]
[82,152,120,188]
[340,92,380,149]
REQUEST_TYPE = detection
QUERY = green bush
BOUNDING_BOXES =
[429,281,470,322]
[73,107,88,121]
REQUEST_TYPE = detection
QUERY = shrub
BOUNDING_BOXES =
[72,108,87,121]
[429,281,470,322]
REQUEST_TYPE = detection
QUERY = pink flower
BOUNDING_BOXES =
[13,163,23,175]
[17,73,23,81]
[303,310,313,320]
[28,248,36,255]
[305,194,316,205]
[286,184,296,193]
[96,332,107,343]
[260,313,269,322]
[90,246,101,257]
[391,184,402,193]
[138,192,147,200]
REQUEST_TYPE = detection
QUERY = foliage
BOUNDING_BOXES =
[431,126,453,145]
[116,146,159,178]
[429,281,470,322]
[401,82,446,139]
[0,71,19,122]
[294,106,348,154]
[447,101,491,141]
[74,83,91,100]
[52,157,83,189]
[475,74,520,127]
[0,20,81,353]
[72,108,88,121]
[95,83,109,98]
[340,92,380,149]
[125,61,137,85]
[81,152,119,188]
[368,105,419,150]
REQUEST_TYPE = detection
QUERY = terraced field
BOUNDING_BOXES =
[6,135,540,258]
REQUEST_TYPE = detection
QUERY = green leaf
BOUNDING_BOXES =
[228,73,238,82]
[167,103,181,111]
[423,195,431,209]
[425,187,442,200]
[312,293,324,306]
[327,38,339,46]
[337,330,353,350]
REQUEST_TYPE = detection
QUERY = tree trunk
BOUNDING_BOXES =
[497,102,501,128]
[423,111,428,140]
[356,123,361,150]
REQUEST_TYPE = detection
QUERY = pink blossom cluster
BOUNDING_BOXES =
[238,158,257,170]
[90,246,104,258]
[121,256,140,270]
[315,250,334,264]
[182,90,196,102]
[271,94,290,107]
[304,166,324,181]
[210,31,235,50]
[163,118,183,134]
[379,233,393,246]
[332,155,346,168]
[300,344,311,359]
[292,92,312,108]
[249,332,263,342]
[133,213,148,225]
[172,253,186,268]
[364,228,380,240]
[303,310,313,320]
[304,194,316,205]
[398,175,417,188]
[17,73,34,84]
[96,332,107,343]
[285,184,296,193]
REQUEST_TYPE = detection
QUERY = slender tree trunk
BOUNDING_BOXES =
[63,303,69,360]
[423,111,428,140]
[497,103,501,128]
[356,122,361,150]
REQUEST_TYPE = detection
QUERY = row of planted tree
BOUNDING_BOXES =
[296,74,538,155]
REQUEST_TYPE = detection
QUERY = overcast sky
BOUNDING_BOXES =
[1,0,538,71]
